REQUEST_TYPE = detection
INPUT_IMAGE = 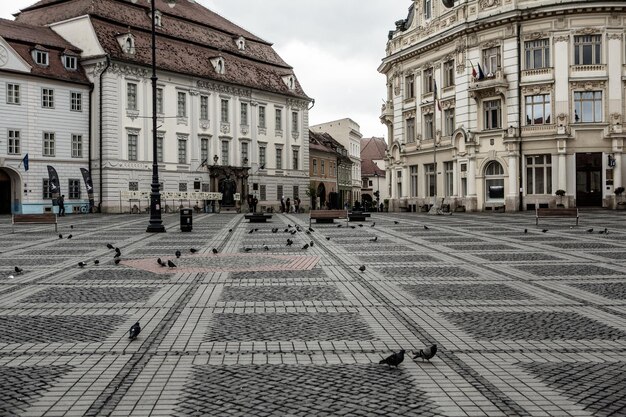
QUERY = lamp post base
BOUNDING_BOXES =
[146,223,166,233]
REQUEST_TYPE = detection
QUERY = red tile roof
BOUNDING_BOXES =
[309,130,351,164]
[360,137,387,176]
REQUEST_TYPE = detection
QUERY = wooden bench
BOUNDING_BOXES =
[244,213,273,223]
[12,213,58,233]
[536,208,579,225]
[309,209,348,225]
[348,211,371,222]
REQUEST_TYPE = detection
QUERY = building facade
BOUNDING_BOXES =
[16,0,312,213]
[0,18,91,215]
[311,118,362,206]
[308,130,344,209]
[360,137,388,210]
[380,0,626,212]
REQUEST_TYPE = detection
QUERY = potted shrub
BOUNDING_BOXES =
[555,189,566,208]
[616,186,626,210]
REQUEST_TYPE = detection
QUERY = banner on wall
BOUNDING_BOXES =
[80,168,95,212]
[47,165,60,205]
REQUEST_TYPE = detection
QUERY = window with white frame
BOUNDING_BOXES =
[220,99,229,123]
[574,35,601,65]
[443,60,455,87]
[71,134,82,158]
[177,91,187,117]
[574,91,602,123]
[525,94,551,125]
[424,0,432,20]
[200,137,208,163]
[259,106,266,128]
[7,84,20,105]
[424,113,434,140]
[444,108,455,136]
[68,179,81,199]
[276,147,283,169]
[526,155,552,195]
[482,46,501,74]
[259,145,266,167]
[43,132,55,156]
[444,161,454,197]
[8,130,20,155]
[178,137,187,164]
[70,92,82,112]
[321,159,325,175]
[423,68,434,93]
[292,149,299,170]
[485,161,505,201]
[410,165,418,197]
[275,108,282,131]
[483,99,501,130]
[157,133,164,163]
[241,142,249,165]
[396,170,402,198]
[291,111,298,133]
[128,133,138,161]
[43,179,51,199]
[293,185,299,200]
[221,140,229,165]
[42,88,54,108]
[127,82,137,110]
[525,39,550,69]
[313,159,317,175]
[157,88,164,114]
[259,184,266,200]
[425,163,435,197]
[34,50,48,66]
[63,55,77,70]
[406,117,416,143]
[241,103,248,125]
[405,75,415,99]
[200,95,209,120]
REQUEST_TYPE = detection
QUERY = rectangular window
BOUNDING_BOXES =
[275,108,282,131]
[405,75,415,99]
[200,95,209,120]
[424,113,434,139]
[156,88,164,114]
[425,163,435,197]
[220,99,229,123]
[444,161,454,197]
[43,179,51,199]
[291,111,298,133]
[35,50,48,66]
[241,142,249,166]
[179,182,187,192]
[8,130,20,154]
[443,60,455,87]
[42,88,54,108]
[483,46,501,74]
[7,84,20,105]
[240,103,248,125]
[321,159,325,175]
[574,91,602,123]
[293,185,299,200]
[200,137,208,163]
[525,39,550,69]
[128,133,138,161]
[277,185,283,201]
[178,137,187,164]
[71,134,82,158]
[129,181,139,191]
[292,149,299,170]
[526,154,552,195]
[484,99,501,130]
[313,159,317,175]
[177,91,187,117]
[63,55,77,70]
[444,109,455,136]
[276,147,283,169]
[260,184,266,201]
[70,92,82,111]
[127,83,137,110]
[406,117,415,143]
[221,140,229,165]
[525,94,551,125]
[574,35,601,65]
[43,132,55,156]
[68,179,80,199]
[157,134,164,163]
[424,0,432,19]
[423,68,433,93]
[410,165,418,197]
[259,106,266,128]
[259,146,266,167]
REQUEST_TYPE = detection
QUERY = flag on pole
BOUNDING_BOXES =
[470,61,477,78]
[433,81,442,111]
[476,62,486,80]
[21,154,29,171]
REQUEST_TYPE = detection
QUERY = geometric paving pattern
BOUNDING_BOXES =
[513,264,624,277]
[20,286,159,303]
[228,268,328,280]
[444,312,626,340]
[473,252,561,262]
[401,283,535,300]
[520,362,626,417]
[206,312,376,341]
[73,269,170,280]
[376,266,479,278]
[175,364,439,417]
[0,315,126,343]
[359,254,441,263]
[219,285,345,302]
[571,282,626,299]
[0,365,72,416]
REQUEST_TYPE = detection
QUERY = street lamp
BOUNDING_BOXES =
[374,171,380,212]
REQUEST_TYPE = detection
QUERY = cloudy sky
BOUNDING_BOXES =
[1,0,411,139]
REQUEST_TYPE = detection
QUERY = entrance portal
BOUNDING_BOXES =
[576,153,602,207]
[0,169,12,214]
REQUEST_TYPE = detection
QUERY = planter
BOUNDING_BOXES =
[617,203,626,210]
[454,205,466,213]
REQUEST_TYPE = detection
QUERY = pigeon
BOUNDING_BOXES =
[358,224,363,227]
[290,230,297,235]
[272,228,278,233]
[296,226,301,232]
[107,243,114,249]
[370,236,378,242]
[350,226,356,229]
[524,229,528,234]
[70,225,74,229]
[423,225,429,230]
[129,321,141,340]
[254,228,259,232]
[175,250,181,258]
[157,258,165,267]
[114,258,121,265]
[301,243,309,250]
[337,224,342,228]
[167,260,176,268]
[248,229,254,234]
[310,241,314,247]
[94,260,100,265]
[394,221,399,224]
[284,228,289,233]
[358,265,366,272]
[413,344,438,362]
[115,247,121,254]
[264,245,269,251]
[305,231,311,235]
[8,275,14,279]
[78,261,86,268]
[286,239,293,246]
[287,224,293,228]
[371,222,376,227]
[228,228,233,233]
[14,266,23,275]
[244,247,252,252]
[599,228,608,234]
[325,237,330,241]
[586,228,594,233]
[190,248,198,253]
[67,234,73,239]
[542,229,548,233]
[58,234,63,239]
[212,248,218,254]
[308,227,314,232]
[379,350,405,368]
[114,252,121,259]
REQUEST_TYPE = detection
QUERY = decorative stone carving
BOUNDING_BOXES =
[576,27,599,35]
[258,127,266,135]
[200,120,210,130]
[521,84,554,95]
[197,80,251,98]
[441,98,456,109]
[421,105,434,114]
[403,110,416,119]
[479,0,501,10]
[554,35,570,43]
[607,33,623,40]
[287,98,308,110]
[220,122,231,134]
[570,80,606,91]
[189,89,199,96]
[556,113,569,135]
[610,113,622,133]
[482,40,499,49]
[109,63,148,78]
[240,124,249,135]
[524,32,547,40]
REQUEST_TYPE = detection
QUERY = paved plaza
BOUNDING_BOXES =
[0,210,625,416]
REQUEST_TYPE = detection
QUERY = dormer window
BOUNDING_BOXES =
[211,56,225,75]
[117,33,135,55]
[63,55,77,70]
[282,74,296,90]
[150,10,163,27]
[32,48,49,66]
[235,36,246,51]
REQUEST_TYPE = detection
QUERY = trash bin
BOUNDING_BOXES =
[180,208,192,232]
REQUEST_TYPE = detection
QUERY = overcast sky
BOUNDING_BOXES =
[1,0,411,140]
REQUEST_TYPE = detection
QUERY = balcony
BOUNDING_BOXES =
[521,67,554,83]
[380,100,394,124]
[468,70,508,100]
[569,64,606,79]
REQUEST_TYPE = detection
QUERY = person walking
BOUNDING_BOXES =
[252,196,258,213]
[57,195,66,217]
[286,198,291,213]
[280,196,286,213]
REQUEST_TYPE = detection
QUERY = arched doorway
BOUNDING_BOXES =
[484,161,505,206]
[0,169,14,214]
[317,183,326,208]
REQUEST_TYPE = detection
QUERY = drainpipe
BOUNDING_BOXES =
[99,55,110,211]
[517,21,524,212]
[88,83,94,211]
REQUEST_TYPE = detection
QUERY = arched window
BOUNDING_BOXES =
[485,161,504,202]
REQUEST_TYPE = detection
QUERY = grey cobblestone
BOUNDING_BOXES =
[513,264,623,277]
[571,282,626,299]
[401,283,535,300]
[220,285,345,302]
[0,315,126,343]
[21,286,159,304]
[376,266,479,278]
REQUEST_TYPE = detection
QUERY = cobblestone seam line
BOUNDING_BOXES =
[84,216,242,416]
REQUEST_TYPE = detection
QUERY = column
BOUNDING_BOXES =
[468,157,477,196]
[614,152,622,189]
[558,153,567,191]
[507,155,517,196]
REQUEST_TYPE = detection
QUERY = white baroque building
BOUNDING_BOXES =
[16,0,312,213]
[379,0,626,212]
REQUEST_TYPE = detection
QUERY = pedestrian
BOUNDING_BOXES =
[295,197,301,213]
[252,196,258,213]
[57,195,66,216]
[286,198,291,213]
[247,195,253,213]
[280,196,286,213]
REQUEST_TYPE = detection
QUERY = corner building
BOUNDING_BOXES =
[380,0,626,212]
[16,0,312,213]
